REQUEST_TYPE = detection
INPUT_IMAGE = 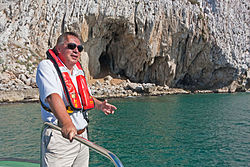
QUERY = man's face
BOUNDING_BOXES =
[57,35,82,69]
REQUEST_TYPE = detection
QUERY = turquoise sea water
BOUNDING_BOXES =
[0,93,249,167]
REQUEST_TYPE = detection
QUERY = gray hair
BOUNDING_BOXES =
[56,32,83,45]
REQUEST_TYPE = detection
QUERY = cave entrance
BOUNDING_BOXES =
[97,52,112,78]
[97,51,127,81]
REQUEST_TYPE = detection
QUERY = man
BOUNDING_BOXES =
[36,32,117,167]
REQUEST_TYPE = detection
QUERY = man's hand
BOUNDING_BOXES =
[61,122,77,142]
[93,97,117,115]
[100,100,117,115]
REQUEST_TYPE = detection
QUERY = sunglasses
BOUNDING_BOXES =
[67,43,84,52]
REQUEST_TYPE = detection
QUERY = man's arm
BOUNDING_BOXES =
[93,97,117,115]
[46,93,77,141]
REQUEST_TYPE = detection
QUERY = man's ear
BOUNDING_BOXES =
[54,45,63,56]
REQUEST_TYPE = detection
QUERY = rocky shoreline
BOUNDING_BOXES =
[0,75,248,104]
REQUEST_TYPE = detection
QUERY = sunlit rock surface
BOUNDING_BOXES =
[0,0,249,102]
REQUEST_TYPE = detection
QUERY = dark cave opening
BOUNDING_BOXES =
[97,51,127,80]
[97,52,112,78]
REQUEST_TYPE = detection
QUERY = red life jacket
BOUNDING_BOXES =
[46,49,95,112]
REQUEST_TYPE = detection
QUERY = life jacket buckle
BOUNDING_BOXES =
[66,106,74,113]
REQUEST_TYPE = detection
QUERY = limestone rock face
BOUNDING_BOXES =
[0,0,249,93]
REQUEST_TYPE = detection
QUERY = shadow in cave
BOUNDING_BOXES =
[95,52,127,80]
[95,52,115,79]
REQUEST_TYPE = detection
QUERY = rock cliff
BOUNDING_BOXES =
[0,0,249,102]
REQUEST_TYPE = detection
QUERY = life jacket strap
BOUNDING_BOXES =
[39,97,74,114]
[39,98,51,112]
